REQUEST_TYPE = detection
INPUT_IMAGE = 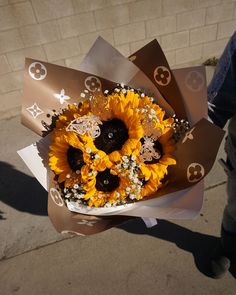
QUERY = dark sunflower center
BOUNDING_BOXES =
[95,169,120,192]
[67,146,85,172]
[94,118,129,154]
[141,138,163,164]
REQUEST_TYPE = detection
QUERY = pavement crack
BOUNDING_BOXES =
[0,235,76,262]
[204,181,226,191]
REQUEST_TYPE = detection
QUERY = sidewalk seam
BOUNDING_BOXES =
[204,181,226,191]
[0,236,76,263]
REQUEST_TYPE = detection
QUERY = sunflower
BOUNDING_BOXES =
[138,120,176,198]
[81,167,123,207]
[139,129,176,180]
[93,90,144,160]
[49,131,86,186]
[81,155,143,207]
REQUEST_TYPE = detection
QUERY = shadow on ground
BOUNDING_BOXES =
[0,161,47,217]
[118,218,236,278]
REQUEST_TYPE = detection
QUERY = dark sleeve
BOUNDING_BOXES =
[208,32,236,128]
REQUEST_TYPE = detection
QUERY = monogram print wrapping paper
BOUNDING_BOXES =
[18,38,224,235]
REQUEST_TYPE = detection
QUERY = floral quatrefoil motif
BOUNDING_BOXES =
[187,163,205,183]
[154,66,171,86]
[28,62,47,80]
[50,188,64,207]
[185,71,204,92]
[85,76,101,92]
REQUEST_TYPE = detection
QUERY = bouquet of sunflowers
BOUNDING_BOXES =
[18,38,224,235]
[49,86,176,208]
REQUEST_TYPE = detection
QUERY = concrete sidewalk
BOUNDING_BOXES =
[0,112,236,294]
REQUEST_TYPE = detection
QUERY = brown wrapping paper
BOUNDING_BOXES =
[22,58,118,136]
[129,39,187,120]
[79,36,174,117]
[20,38,225,235]
[48,182,132,235]
[172,66,207,126]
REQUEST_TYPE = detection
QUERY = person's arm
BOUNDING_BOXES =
[208,32,236,128]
